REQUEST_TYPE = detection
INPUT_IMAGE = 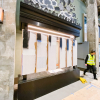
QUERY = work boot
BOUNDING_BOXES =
[93,73,97,80]
[94,78,98,80]
[83,72,87,76]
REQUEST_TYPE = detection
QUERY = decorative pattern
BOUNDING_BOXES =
[23,0,80,26]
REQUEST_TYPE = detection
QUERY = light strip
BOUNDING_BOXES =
[28,29,67,39]
[28,25,74,39]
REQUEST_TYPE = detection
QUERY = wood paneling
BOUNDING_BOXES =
[35,33,37,73]
[47,35,49,71]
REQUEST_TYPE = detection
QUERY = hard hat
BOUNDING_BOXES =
[91,50,96,53]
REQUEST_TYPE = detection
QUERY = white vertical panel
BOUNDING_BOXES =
[60,38,66,68]
[48,36,56,70]
[73,40,77,66]
[67,39,72,67]
[22,32,36,75]
[56,40,59,68]
[37,34,47,72]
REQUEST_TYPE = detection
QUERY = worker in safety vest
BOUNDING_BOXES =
[84,50,98,80]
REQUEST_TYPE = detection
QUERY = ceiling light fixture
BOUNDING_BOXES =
[28,25,74,39]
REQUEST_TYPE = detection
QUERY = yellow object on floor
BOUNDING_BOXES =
[80,77,87,84]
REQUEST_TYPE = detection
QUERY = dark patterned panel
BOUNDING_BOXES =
[23,0,81,26]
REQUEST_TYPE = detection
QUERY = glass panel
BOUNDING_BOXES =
[84,16,87,41]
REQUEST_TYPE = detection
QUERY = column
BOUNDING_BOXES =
[0,0,16,100]
[87,0,99,70]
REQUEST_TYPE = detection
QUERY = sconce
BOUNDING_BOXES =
[0,7,4,24]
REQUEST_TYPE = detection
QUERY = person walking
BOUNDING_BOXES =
[84,50,98,80]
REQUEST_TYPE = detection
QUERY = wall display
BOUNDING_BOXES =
[73,40,77,66]
[60,38,66,68]
[23,0,80,26]
[67,39,69,50]
[48,36,56,70]
[56,38,59,68]
[67,39,72,67]
[60,38,62,48]
[37,34,47,72]
[37,33,41,42]
[22,31,36,75]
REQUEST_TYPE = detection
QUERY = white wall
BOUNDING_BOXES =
[67,39,72,67]
[60,38,66,68]
[22,31,77,74]
[56,39,59,68]
[48,36,56,70]
[22,32,36,75]
[73,40,77,66]
[37,34,47,72]
[15,32,22,77]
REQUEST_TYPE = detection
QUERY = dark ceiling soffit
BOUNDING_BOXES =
[20,2,81,30]
[20,2,81,37]
[20,17,80,37]
[20,12,80,34]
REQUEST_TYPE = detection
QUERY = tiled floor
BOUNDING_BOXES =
[35,69,100,100]
[14,69,100,100]
[63,77,100,100]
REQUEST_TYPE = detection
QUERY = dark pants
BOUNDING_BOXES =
[84,65,97,79]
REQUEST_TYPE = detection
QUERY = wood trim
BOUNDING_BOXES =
[46,35,49,71]
[14,77,18,84]
[58,38,60,68]
[35,33,37,73]
[21,29,24,75]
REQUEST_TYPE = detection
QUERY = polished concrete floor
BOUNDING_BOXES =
[35,69,100,100]
[63,77,100,100]
[14,69,100,100]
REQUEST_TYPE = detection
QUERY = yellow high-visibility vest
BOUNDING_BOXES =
[87,54,95,65]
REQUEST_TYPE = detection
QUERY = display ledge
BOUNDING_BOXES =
[18,67,80,100]
[19,66,74,83]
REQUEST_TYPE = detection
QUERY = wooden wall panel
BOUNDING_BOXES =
[22,32,36,75]
[66,39,67,67]
[37,34,47,72]
[56,38,60,68]
[73,40,77,66]
[48,36,56,70]
[67,39,72,67]
[60,38,66,68]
